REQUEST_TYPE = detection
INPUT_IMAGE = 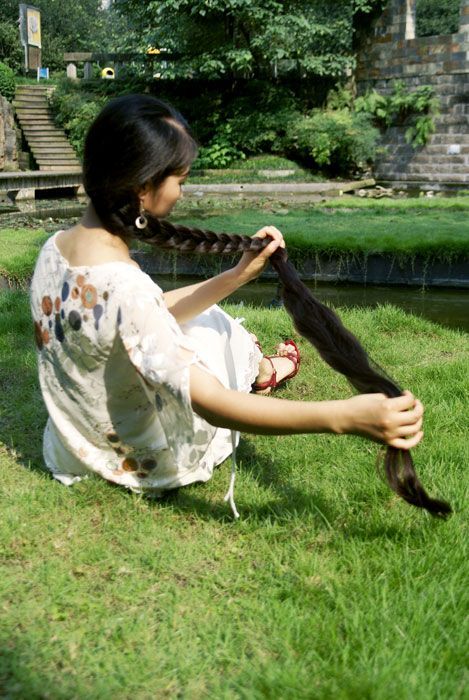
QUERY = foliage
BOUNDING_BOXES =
[115,0,386,81]
[416,0,461,37]
[0,21,24,73]
[287,109,379,174]
[193,125,245,169]
[355,80,440,147]
[49,80,106,158]
[0,61,15,101]
[0,0,135,72]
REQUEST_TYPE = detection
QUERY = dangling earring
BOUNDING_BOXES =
[135,202,148,230]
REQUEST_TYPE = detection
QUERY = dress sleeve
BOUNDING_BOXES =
[117,281,202,464]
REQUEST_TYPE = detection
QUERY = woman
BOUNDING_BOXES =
[30,94,429,517]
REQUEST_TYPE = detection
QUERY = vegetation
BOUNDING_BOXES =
[172,207,469,262]
[416,0,461,37]
[0,61,15,101]
[0,285,467,698]
[115,0,386,80]
[0,0,134,72]
[354,81,440,147]
[0,228,50,285]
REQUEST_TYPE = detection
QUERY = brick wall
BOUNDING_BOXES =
[356,0,469,190]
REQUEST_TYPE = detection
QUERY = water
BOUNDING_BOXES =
[159,276,469,333]
[1,197,467,332]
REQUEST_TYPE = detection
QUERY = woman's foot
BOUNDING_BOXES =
[252,340,300,394]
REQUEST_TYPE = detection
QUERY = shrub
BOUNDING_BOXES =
[0,21,24,73]
[0,62,16,102]
[49,79,106,158]
[286,109,379,175]
[355,80,440,147]
[225,83,301,155]
[193,124,246,169]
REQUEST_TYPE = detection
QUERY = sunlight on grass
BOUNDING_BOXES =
[0,288,467,698]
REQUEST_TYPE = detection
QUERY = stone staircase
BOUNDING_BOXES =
[13,85,81,172]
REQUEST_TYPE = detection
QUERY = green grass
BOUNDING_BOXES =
[0,227,50,285]
[189,170,325,184]
[189,155,326,183]
[314,194,469,212]
[0,288,468,698]
[173,206,469,259]
[232,155,303,170]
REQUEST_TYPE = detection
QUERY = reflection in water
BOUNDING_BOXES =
[160,276,469,333]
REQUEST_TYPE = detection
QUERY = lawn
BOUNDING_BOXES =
[1,195,468,290]
[172,204,469,260]
[1,278,468,697]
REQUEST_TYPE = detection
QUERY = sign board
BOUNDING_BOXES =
[19,4,42,71]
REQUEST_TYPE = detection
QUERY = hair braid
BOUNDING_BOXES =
[98,203,451,519]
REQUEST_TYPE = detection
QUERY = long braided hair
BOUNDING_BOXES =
[84,94,451,518]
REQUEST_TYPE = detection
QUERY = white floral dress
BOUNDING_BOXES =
[30,232,262,497]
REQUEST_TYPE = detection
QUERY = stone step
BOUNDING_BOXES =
[16,85,49,92]
[22,124,64,132]
[32,145,77,152]
[36,154,80,162]
[13,93,48,103]
[27,135,71,144]
[13,101,50,108]
[13,102,50,112]
[404,164,469,175]
[38,165,82,172]
[15,108,51,115]
[37,162,81,170]
[375,171,469,184]
[18,118,53,126]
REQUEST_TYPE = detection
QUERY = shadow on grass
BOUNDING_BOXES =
[156,438,340,529]
[1,289,415,535]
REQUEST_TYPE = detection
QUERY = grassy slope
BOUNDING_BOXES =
[0,287,468,699]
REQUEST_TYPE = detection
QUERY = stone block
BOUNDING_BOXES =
[0,96,18,171]
[66,63,78,80]
[14,188,36,200]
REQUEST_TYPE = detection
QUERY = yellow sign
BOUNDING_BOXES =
[27,8,41,48]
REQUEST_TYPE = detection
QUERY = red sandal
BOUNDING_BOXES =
[252,339,300,392]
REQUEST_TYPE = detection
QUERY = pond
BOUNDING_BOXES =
[1,198,467,333]
[158,276,469,334]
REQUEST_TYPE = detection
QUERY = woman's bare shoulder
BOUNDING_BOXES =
[55,225,139,269]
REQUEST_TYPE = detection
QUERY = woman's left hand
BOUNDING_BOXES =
[232,226,285,286]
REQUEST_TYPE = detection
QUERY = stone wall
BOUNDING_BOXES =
[0,96,19,171]
[356,0,469,190]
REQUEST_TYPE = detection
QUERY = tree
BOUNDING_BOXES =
[114,0,386,80]
[416,0,461,37]
[0,0,132,71]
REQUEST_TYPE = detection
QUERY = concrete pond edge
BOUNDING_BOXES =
[132,250,469,289]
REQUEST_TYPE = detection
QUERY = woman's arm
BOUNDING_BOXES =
[189,365,424,449]
[163,226,284,323]
[163,268,241,324]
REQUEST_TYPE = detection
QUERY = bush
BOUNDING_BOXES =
[355,80,440,147]
[49,79,106,158]
[0,21,24,73]
[286,109,379,175]
[193,124,246,169]
[0,62,16,102]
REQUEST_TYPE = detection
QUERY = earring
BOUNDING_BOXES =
[135,203,148,230]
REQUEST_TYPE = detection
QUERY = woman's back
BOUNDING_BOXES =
[30,231,222,492]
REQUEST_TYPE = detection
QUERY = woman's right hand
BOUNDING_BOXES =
[339,390,424,449]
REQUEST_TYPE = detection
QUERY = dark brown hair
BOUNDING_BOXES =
[83,95,451,518]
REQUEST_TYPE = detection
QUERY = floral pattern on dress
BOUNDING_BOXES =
[30,231,261,495]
